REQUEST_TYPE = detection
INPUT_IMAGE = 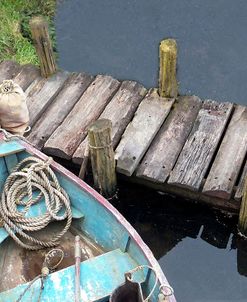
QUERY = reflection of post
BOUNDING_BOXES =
[236,237,247,277]
[238,177,247,236]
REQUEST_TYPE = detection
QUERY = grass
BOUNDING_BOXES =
[0,0,56,65]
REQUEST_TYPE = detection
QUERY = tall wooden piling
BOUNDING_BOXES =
[29,16,57,78]
[238,177,247,236]
[88,119,117,198]
[159,39,178,98]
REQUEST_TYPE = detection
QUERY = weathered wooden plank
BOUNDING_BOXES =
[72,80,146,164]
[27,72,93,149]
[13,64,41,91]
[235,160,247,201]
[168,100,234,191]
[44,75,120,159]
[136,96,202,182]
[203,106,247,199]
[26,71,70,126]
[0,61,20,83]
[115,89,174,176]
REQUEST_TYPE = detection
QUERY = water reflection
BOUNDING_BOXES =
[113,181,247,301]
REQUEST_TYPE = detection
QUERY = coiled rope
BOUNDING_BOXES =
[0,156,72,250]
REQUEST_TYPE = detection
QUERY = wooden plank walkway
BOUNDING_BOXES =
[0,60,246,213]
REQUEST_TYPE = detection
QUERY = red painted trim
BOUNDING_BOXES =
[1,135,176,301]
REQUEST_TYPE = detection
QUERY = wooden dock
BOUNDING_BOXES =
[0,59,246,213]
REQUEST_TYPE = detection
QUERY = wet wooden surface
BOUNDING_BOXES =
[0,222,103,292]
[0,60,246,212]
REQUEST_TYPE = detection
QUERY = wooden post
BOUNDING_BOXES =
[238,176,247,236]
[88,119,117,198]
[159,39,178,98]
[78,144,89,180]
[29,16,57,78]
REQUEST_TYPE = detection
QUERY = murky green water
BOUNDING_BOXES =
[55,1,247,300]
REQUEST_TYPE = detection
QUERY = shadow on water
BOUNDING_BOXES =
[57,158,247,301]
[112,181,247,302]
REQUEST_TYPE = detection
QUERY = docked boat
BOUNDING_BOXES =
[0,132,175,302]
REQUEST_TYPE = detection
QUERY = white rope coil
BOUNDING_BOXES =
[0,156,72,250]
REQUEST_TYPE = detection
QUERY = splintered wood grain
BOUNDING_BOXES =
[235,160,247,201]
[0,60,20,83]
[115,89,174,176]
[136,96,202,182]
[72,80,147,164]
[27,72,93,149]
[26,71,70,126]
[44,75,120,159]
[13,64,41,91]
[203,106,247,199]
[168,100,234,191]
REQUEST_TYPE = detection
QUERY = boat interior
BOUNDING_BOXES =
[0,139,159,302]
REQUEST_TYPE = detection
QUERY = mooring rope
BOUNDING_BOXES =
[0,156,72,250]
[125,265,174,301]
[16,248,64,302]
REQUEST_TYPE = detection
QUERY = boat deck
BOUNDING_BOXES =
[0,222,103,292]
[0,60,246,212]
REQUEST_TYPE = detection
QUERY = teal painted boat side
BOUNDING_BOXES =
[0,249,145,302]
[0,136,176,302]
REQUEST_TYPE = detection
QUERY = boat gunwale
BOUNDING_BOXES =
[0,134,176,302]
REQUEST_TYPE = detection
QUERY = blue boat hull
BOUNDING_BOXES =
[0,136,176,302]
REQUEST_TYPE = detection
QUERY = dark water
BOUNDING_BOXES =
[60,154,247,302]
[55,1,247,301]
[56,0,247,105]
[113,181,247,302]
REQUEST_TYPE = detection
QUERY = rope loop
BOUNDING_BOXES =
[0,156,72,250]
[126,265,158,302]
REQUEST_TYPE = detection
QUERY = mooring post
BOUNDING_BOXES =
[159,39,178,98]
[29,16,57,78]
[238,176,247,236]
[78,144,89,180]
[88,119,117,198]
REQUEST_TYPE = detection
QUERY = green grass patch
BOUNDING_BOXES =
[0,0,56,65]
